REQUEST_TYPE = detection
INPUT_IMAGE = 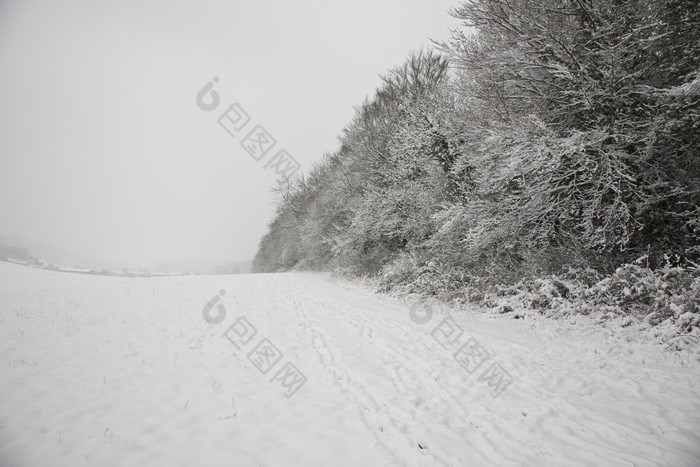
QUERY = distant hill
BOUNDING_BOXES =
[0,243,41,265]
[154,259,252,275]
[0,235,252,276]
[0,235,113,270]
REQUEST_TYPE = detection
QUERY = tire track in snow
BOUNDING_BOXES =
[285,281,519,465]
[285,290,457,467]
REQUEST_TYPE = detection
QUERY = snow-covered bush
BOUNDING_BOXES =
[488,259,700,341]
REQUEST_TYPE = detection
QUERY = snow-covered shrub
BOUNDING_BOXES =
[377,253,421,293]
[584,260,700,324]
[488,259,700,340]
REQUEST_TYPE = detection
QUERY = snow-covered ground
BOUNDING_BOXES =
[1,261,698,466]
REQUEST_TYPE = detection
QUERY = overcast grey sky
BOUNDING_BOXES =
[0,0,460,269]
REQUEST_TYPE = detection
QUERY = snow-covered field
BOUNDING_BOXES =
[1,261,699,466]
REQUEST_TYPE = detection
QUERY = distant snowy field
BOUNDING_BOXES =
[1,261,699,466]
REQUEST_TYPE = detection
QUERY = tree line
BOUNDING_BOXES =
[254,0,699,302]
